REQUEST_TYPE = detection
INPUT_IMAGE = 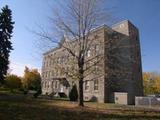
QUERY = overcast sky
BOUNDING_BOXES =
[1,0,160,76]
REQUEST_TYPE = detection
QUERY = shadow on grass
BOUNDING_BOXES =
[0,92,160,120]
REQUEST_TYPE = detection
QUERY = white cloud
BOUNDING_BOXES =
[9,62,41,77]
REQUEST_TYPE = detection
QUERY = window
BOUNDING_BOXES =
[60,84,64,92]
[47,82,50,88]
[57,57,61,63]
[52,70,54,76]
[57,70,60,76]
[94,79,99,90]
[48,71,50,78]
[46,72,47,78]
[49,60,51,66]
[46,61,48,67]
[48,81,51,88]
[55,81,58,89]
[55,69,58,76]
[52,59,54,65]
[85,81,90,90]
[43,73,44,78]
[75,51,78,57]
[42,82,44,88]
[61,57,65,63]
[51,71,52,77]
[45,82,47,88]
[55,58,57,63]
[87,49,91,57]
[136,36,138,41]
[66,54,69,61]
[95,44,99,54]
[51,81,54,88]
[94,65,98,74]
[119,23,124,28]
[56,70,58,76]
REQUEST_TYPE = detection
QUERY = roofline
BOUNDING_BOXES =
[43,47,59,55]
[90,24,111,32]
[111,19,129,27]
[112,19,138,30]
[43,24,111,55]
[43,19,138,55]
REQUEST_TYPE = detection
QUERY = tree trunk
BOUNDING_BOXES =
[79,78,84,106]
[78,58,84,107]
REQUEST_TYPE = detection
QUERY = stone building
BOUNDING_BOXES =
[41,20,143,104]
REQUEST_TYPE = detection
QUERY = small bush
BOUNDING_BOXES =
[34,89,41,98]
[59,92,67,98]
[23,89,28,95]
[69,84,78,101]
[90,96,98,102]
[33,92,39,98]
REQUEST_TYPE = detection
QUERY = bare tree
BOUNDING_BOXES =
[36,0,112,106]
[35,0,142,106]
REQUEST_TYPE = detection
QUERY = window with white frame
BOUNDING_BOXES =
[87,49,91,57]
[60,84,64,92]
[46,72,47,78]
[57,57,61,63]
[94,65,98,74]
[49,81,51,88]
[95,44,100,54]
[45,61,47,67]
[55,81,58,89]
[51,81,54,89]
[47,82,50,89]
[61,57,64,63]
[52,59,54,65]
[119,23,124,28]
[94,79,99,90]
[52,70,54,76]
[85,81,90,90]
[48,71,50,78]
[45,82,47,88]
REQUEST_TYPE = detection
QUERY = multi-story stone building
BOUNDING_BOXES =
[41,20,143,105]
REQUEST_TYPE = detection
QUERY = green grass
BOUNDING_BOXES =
[0,91,160,120]
[0,87,23,94]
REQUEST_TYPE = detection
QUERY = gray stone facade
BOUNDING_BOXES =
[41,20,143,105]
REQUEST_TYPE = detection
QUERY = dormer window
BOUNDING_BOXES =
[119,23,124,28]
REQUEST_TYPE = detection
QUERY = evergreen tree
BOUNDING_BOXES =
[0,5,14,84]
[69,84,78,101]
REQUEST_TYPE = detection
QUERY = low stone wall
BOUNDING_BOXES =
[135,96,160,106]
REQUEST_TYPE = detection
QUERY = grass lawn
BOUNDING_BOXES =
[0,91,160,120]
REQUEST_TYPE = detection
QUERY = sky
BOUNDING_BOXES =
[0,0,160,76]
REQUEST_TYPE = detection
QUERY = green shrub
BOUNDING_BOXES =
[23,89,28,95]
[5,74,22,91]
[69,84,78,101]
[34,89,41,98]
